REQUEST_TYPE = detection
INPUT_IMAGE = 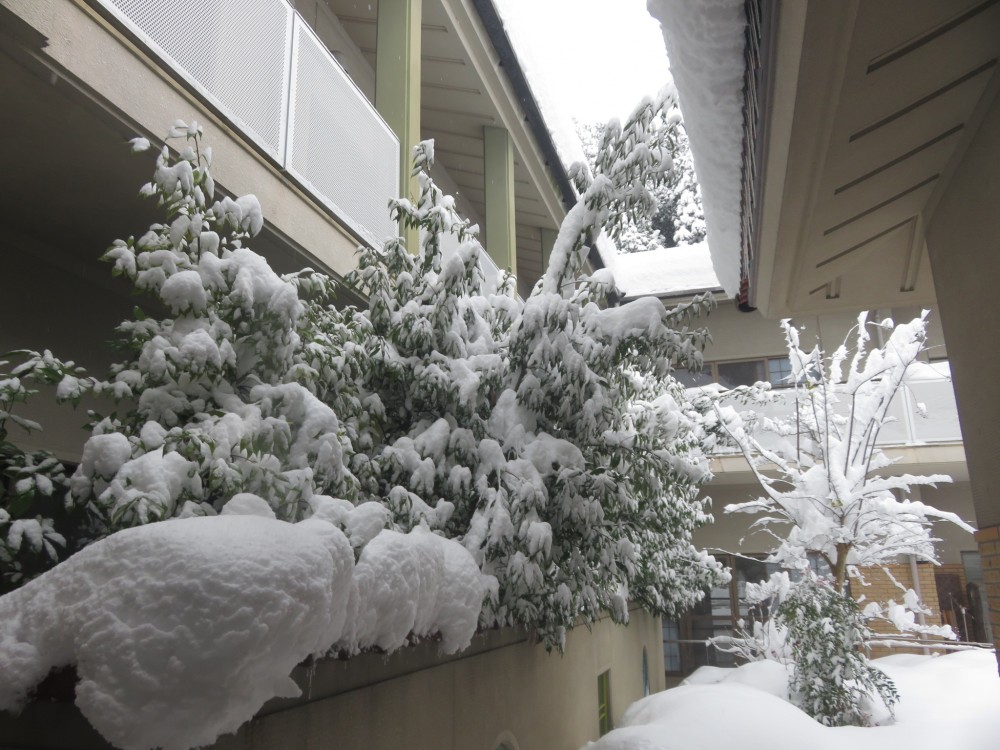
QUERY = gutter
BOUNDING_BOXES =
[470,0,604,270]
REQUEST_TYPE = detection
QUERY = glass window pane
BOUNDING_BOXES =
[689,619,736,667]
[663,620,681,673]
[767,356,793,386]
[716,360,765,388]
[675,367,714,388]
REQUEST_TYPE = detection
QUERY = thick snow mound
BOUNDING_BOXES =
[647,0,746,296]
[0,513,354,750]
[611,242,721,298]
[583,650,1000,750]
[339,525,486,656]
[0,499,488,750]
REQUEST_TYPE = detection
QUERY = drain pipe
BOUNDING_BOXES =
[908,554,931,655]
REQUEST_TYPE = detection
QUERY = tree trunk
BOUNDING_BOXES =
[833,543,852,594]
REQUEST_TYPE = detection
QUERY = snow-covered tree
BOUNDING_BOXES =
[576,114,705,251]
[0,351,104,592]
[715,312,972,595]
[347,93,728,648]
[706,312,973,724]
[3,92,726,652]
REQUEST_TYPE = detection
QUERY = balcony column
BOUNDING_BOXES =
[483,125,516,276]
[376,0,421,253]
[925,94,1000,670]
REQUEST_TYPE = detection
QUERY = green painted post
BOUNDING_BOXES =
[483,125,517,275]
[376,0,421,254]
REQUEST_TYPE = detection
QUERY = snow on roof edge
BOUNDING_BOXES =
[646,0,746,297]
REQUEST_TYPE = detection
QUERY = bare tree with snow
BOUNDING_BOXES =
[716,312,972,594]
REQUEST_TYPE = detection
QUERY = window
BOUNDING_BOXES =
[597,670,612,736]
[676,356,793,389]
[662,620,681,674]
[663,553,836,677]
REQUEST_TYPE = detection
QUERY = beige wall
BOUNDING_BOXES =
[0,615,665,750]
[925,90,1000,659]
[701,298,947,365]
[925,92,1000,530]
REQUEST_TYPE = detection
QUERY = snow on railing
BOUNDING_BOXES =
[96,0,399,249]
[707,361,962,455]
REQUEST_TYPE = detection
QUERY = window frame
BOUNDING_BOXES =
[677,355,797,389]
[597,670,612,736]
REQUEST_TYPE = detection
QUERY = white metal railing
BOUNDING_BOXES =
[98,0,399,249]
[707,361,962,454]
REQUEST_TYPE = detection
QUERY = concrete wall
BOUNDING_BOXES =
[0,614,665,750]
[700,299,947,365]
[925,90,1000,658]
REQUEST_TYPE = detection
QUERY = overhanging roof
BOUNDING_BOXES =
[748,0,1000,317]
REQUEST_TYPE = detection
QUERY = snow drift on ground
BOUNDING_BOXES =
[646,0,746,297]
[0,497,486,750]
[610,242,721,298]
[583,649,1000,750]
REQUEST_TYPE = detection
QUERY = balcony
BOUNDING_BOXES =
[95,0,400,250]
[705,361,964,475]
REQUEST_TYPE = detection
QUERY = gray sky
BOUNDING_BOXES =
[494,0,670,125]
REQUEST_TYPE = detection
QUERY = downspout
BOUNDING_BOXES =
[908,554,931,656]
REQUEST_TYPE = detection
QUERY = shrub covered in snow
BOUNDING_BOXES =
[3,92,725,661]
[778,576,898,727]
[0,352,104,593]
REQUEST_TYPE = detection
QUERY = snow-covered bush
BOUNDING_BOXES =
[0,351,103,592]
[5,89,724,660]
[711,571,793,664]
[345,92,727,648]
[68,124,364,527]
[778,576,898,726]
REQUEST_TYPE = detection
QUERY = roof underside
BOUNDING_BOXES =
[752,0,1000,317]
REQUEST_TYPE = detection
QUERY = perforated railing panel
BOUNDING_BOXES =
[106,0,292,159]
[287,17,399,248]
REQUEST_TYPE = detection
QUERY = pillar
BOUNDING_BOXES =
[483,125,516,275]
[376,0,421,253]
[925,93,1000,669]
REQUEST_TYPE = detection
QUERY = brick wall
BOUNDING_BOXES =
[852,562,944,659]
[974,525,1000,673]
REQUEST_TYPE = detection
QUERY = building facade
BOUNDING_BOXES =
[651,0,1000,667]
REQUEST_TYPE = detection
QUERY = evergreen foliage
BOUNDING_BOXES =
[576,114,705,251]
[778,576,899,727]
[2,95,727,650]
[0,352,101,593]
